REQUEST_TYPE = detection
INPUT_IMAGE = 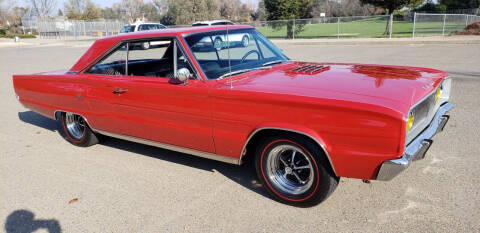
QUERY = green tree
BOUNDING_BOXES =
[140,2,162,21]
[64,0,100,20]
[360,0,423,35]
[101,7,120,20]
[359,0,411,14]
[253,0,265,21]
[264,0,312,38]
[439,0,480,10]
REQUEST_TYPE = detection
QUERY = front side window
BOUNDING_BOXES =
[86,39,196,79]
[184,28,288,80]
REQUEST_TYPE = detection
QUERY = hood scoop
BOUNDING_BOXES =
[288,64,330,75]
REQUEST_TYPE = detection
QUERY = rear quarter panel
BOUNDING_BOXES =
[13,73,117,133]
[13,73,88,119]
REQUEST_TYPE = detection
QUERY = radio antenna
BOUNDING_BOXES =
[226,25,232,89]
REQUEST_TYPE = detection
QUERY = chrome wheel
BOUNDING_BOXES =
[265,144,314,195]
[214,38,222,51]
[64,112,86,140]
[242,35,249,47]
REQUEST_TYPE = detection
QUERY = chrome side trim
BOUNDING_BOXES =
[377,101,453,181]
[93,129,239,165]
[240,127,337,176]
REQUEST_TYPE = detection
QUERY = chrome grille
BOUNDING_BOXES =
[412,93,436,129]
[405,77,452,146]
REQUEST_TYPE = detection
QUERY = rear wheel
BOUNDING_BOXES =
[61,112,99,147]
[255,134,338,207]
[214,37,223,51]
[141,41,150,50]
[242,35,250,47]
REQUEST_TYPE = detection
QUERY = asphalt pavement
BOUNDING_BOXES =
[1,39,479,232]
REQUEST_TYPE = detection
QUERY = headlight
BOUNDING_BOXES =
[407,111,415,132]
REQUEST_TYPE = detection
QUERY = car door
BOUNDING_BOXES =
[85,38,214,153]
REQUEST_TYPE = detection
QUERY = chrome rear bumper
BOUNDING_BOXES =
[377,102,453,181]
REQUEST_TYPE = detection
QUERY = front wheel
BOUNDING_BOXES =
[61,112,99,147]
[255,135,338,207]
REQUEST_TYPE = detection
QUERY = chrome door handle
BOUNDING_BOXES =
[113,88,128,95]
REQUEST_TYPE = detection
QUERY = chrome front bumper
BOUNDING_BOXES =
[377,102,453,181]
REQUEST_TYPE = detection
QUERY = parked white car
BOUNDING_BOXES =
[192,20,235,26]
[120,23,167,49]
[192,20,251,49]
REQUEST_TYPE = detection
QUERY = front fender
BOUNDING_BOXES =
[241,122,337,175]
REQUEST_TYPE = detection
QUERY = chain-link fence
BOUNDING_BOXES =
[20,12,480,40]
[243,15,392,39]
[413,13,480,37]
[22,19,125,39]
[244,13,480,39]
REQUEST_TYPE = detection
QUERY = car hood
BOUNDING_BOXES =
[222,61,449,114]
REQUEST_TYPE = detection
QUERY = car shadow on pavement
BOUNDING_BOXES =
[4,209,61,233]
[17,111,271,200]
[18,111,59,132]
[101,136,271,199]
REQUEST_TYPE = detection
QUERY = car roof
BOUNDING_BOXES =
[123,22,164,26]
[70,25,253,72]
[111,25,250,40]
[193,20,233,25]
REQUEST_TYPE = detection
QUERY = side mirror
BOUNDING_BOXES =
[174,68,191,84]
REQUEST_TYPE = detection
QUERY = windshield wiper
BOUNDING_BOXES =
[262,60,287,67]
[218,67,269,79]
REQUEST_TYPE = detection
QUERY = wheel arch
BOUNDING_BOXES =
[54,110,94,130]
[240,125,337,176]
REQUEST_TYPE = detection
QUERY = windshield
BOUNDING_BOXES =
[184,28,289,80]
[120,25,135,33]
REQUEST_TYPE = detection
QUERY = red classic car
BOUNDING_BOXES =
[13,25,453,207]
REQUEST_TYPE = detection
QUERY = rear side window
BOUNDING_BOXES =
[86,39,196,79]
[138,25,148,31]
[87,44,127,75]
[192,23,209,26]
[212,21,234,25]
[139,24,164,31]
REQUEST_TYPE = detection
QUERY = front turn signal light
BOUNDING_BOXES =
[435,87,441,102]
[407,111,414,132]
